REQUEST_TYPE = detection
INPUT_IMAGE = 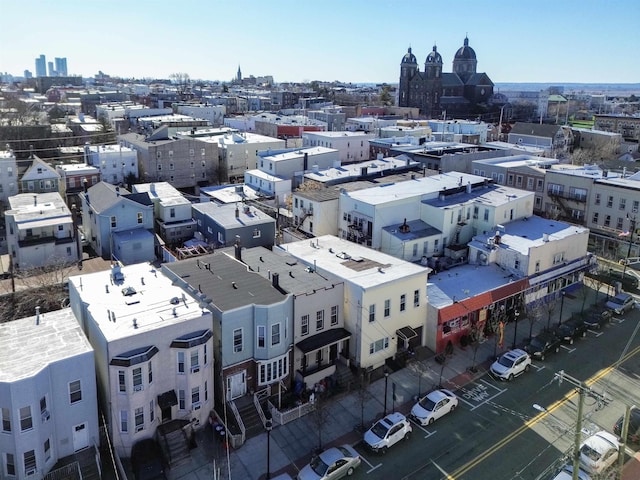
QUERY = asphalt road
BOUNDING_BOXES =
[348,306,640,480]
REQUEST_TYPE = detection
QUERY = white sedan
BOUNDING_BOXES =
[409,389,458,426]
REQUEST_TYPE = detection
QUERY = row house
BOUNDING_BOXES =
[0,308,99,479]
[19,156,60,195]
[0,147,19,209]
[302,131,375,165]
[507,123,573,158]
[68,263,215,457]
[79,182,155,265]
[55,163,101,208]
[5,192,79,271]
[83,144,139,186]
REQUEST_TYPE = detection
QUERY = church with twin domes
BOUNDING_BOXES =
[398,36,496,118]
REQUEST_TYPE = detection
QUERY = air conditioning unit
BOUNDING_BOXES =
[133,384,143,392]
[26,469,36,476]
[41,410,50,422]
[191,366,200,374]
[135,425,144,433]
[192,402,201,411]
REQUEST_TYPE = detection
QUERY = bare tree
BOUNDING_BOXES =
[524,301,545,340]
[309,395,329,453]
[544,297,557,331]
[354,373,371,432]
[169,72,191,101]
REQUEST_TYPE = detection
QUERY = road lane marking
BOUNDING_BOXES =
[455,380,507,411]
[560,345,576,353]
[356,449,382,473]
[449,342,640,479]
[431,459,454,479]
[408,419,437,438]
[588,329,603,337]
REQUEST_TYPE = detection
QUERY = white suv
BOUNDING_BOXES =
[490,349,532,381]
[363,412,412,454]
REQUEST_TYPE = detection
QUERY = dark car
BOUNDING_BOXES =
[131,438,166,480]
[554,316,588,344]
[525,331,561,360]
[613,406,640,444]
[584,309,612,329]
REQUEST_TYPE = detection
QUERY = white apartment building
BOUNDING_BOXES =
[282,235,429,370]
[302,131,375,164]
[0,308,98,479]
[175,103,226,126]
[68,262,215,456]
[84,144,139,186]
[0,148,18,208]
[5,192,79,270]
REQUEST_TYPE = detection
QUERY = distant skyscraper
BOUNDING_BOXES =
[55,57,68,76]
[24,70,33,79]
[47,61,55,76]
[35,54,46,77]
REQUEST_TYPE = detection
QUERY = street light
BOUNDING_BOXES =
[558,290,566,326]
[265,417,273,480]
[511,309,520,349]
[383,371,389,416]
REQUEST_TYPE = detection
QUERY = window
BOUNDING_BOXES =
[400,294,406,312]
[110,216,117,228]
[483,209,489,221]
[119,370,126,392]
[473,206,479,219]
[192,387,200,407]
[205,381,209,402]
[169,207,175,218]
[592,212,599,224]
[20,406,32,431]
[190,350,199,372]
[619,198,626,211]
[39,396,47,420]
[233,329,243,352]
[553,252,565,265]
[536,179,544,191]
[23,450,35,475]
[331,305,338,326]
[252,228,261,238]
[607,196,613,208]
[133,367,143,391]
[258,354,289,385]
[157,163,162,171]
[412,244,418,257]
[179,390,186,410]
[535,260,540,273]
[177,352,185,373]
[148,362,153,383]
[423,241,428,254]
[149,400,155,423]
[204,344,208,365]
[5,453,15,476]
[369,304,376,323]
[271,324,281,345]
[43,439,52,467]
[633,200,639,213]
[369,337,389,354]
[257,325,266,348]
[617,217,624,230]
[316,310,324,330]
[301,315,309,336]
[1,407,10,432]
[414,289,420,307]
[69,380,82,403]
[514,259,520,270]
[169,163,175,171]
[527,178,534,189]
[604,215,611,227]
[137,212,143,224]
[135,407,144,432]
[594,193,601,205]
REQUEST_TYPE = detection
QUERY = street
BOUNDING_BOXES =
[346,305,640,480]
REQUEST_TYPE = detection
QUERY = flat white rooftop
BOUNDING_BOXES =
[281,235,428,289]
[261,146,336,163]
[0,308,92,381]
[69,262,204,342]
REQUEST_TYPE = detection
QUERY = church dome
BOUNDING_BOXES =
[426,45,442,64]
[401,47,417,64]
[454,36,476,60]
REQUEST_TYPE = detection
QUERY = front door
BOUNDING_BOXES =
[161,405,172,422]
[226,370,246,400]
[72,422,89,451]
[329,344,338,363]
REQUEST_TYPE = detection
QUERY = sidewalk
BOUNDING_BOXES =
[169,285,630,480]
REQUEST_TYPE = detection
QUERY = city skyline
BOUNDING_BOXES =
[1,0,639,84]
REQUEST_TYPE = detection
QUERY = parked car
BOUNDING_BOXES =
[554,316,588,344]
[525,331,561,361]
[409,389,458,426]
[551,463,592,480]
[583,310,612,329]
[131,438,167,480]
[613,405,640,444]
[363,412,412,454]
[605,292,636,315]
[578,430,619,475]
[490,349,531,381]
[297,444,361,480]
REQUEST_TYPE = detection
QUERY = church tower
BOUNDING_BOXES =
[452,36,477,83]
[398,47,418,107]
[236,65,242,83]
[423,45,443,117]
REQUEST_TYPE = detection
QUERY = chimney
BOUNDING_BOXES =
[83,177,88,193]
[84,142,90,164]
[303,152,308,170]
[35,306,40,325]
[33,195,37,206]
[272,272,280,288]
[235,204,239,218]
[466,181,472,194]
[133,319,138,329]
[234,235,242,262]
[115,186,120,197]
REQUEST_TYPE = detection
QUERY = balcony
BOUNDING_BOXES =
[547,189,587,203]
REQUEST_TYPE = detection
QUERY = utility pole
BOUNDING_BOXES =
[617,405,631,479]
[621,214,636,282]
[553,370,610,480]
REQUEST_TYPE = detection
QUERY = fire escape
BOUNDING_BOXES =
[547,188,586,225]
[347,216,372,246]
[297,206,313,228]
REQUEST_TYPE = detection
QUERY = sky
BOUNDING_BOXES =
[1,0,639,85]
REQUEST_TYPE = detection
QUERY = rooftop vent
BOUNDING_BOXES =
[170,297,180,305]
[122,286,137,296]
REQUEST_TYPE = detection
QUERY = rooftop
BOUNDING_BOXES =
[280,235,428,289]
[192,201,275,228]
[261,146,337,163]
[69,262,204,342]
[303,156,420,183]
[0,308,93,381]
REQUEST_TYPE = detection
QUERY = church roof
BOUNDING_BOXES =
[464,72,494,87]
[442,73,464,86]
[454,36,476,60]
[426,45,442,64]
[402,47,417,64]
